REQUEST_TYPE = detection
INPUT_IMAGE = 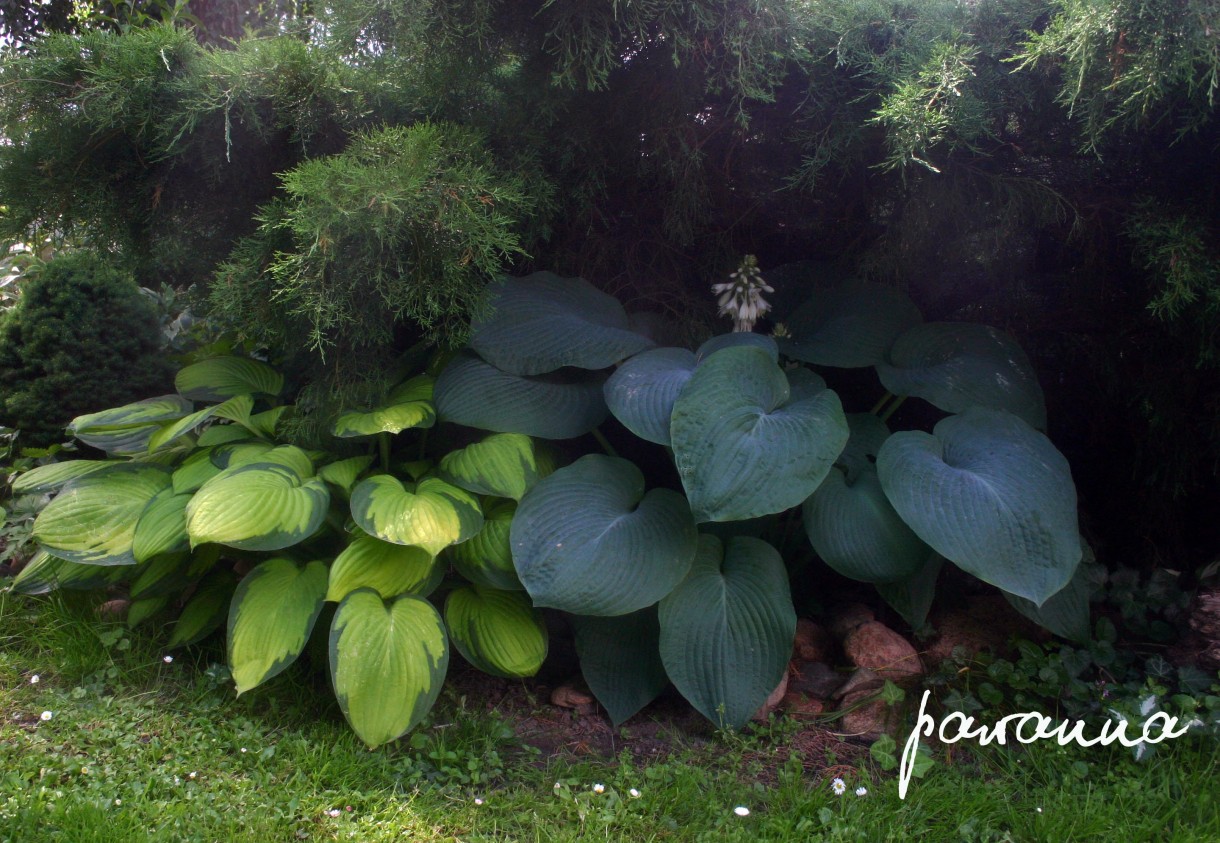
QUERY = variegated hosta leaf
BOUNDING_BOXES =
[445,585,547,679]
[326,534,442,602]
[173,448,222,494]
[175,356,284,402]
[333,375,436,438]
[448,498,521,591]
[329,589,449,748]
[469,272,654,376]
[228,558,329,694]
[10,550,126,594]
[132,489,192,562]
[250,406,288,438]
[211,441,274,468]
[197,423,254,447]
[658,535,797,730]
[511,455,697,616]
[12,460,117,495]
[350,475,482,555]
[437,433,548,500]
[130,552,192,600]
[876,408,1080,605]
[147,395,255,452]
[215,444,315,479]
[33,464,172,566]
[68,395,194,455]
[318,456,375,494]
[572,608,668,726]
[168,570,237,648]
[127,595,170,628]
[186,463,330,552]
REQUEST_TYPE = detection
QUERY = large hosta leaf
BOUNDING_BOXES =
[1002,542,1097,643]
[449,498,521,591]
[470,273,654,376]
[350,475,482,555]
[186,463,330,551]
[168,570,237,648]
[694,332,779,364]
[228,558,329,694]
[603,347,696,446]
[445,585,547,679]
[175,356,284,402]
[671,347,849,522]
[572,608,668,726]
[173,448,223,493]
[33,464,171,566]
[132,489,191,562]
[326,534,442,602]
[780,279,922,368]
[68,395,194,454]
[317,456,374,494]
[147,395,255,452]
[10,550,126,594]
[12,460,117,495]
[875,322,1047,429]
[437,433,548,500]
[329,589,449,748]
[875,554,944,631]
[333,375,436,437]
[876,408,1080,605]
[130,552,192,600]
[511,455,697,616]
[658,535,796,730]
[434,352,608,439]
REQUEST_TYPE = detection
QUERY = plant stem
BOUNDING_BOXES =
[880,395,907,423]
[379,432,391,472]
[591,427,618,458]
[870,392,895,415]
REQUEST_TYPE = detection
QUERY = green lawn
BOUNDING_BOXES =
[2,591,1217,843]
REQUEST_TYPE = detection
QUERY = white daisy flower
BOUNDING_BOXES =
[162,655,173,664]
[629,788,641,798]
[30,674,39,684]
[733,806,750,817]
[832,777,846,796]
[474,797,484,806]
[592,783,605,794]
[855,786,868,797]
[40,711,52,721]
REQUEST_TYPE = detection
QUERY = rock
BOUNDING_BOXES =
[780,691,826,717]
[1169,587,1220,671]
[843,621,923,684]
[793,619,835,662]
[828,603,875,639]
[840,689,901,740]
[96,598,131,621]
[923,595,1041,668]
[752,670,790,722]
[550,683,595,711]
[789,660,845,699]
[832,667,884,700]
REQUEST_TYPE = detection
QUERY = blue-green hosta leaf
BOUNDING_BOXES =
[12,460,118,495]
[147,395,255,452]
[572,608,668,726]
[33,464,172,566]
[603,347,696,446]
[448,498,521,591]
[173,448,222,494]
[876,408,1081,605]
[350,475,482,555]
[130,552,192,600]
[333,375,436,438]
[186,463,330,552]
[445,585,547,679]
[695,332,779,364]
[168,570,237,648]
[434,352,609,439]
[329,589,449,748]
[196,423,255,447]
[875,322,1047,429]
[437,433,548,500]
[511,455,697,616]
[875,554,944,631]
[326,534,442,602]
[175,356,284,402]
[803,466,931,583]
[834,413,892,480]
[671,347,849,522]
[132,489,191,562]
[10,550,126,594]
[228,558,329,694]
[658,535,797,730]
[68,395,194,454]
[318,456,375,494]
[470,272,654,376]
[1002,543,1096,643]
[780,279,922,368]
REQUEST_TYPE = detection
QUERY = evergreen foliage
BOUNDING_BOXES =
[0,252,172,444]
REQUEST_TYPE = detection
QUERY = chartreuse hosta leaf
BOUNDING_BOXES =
[228,558,329,694]
[147,395,256,452]
[68,395,194,454]
[511,455,697,616]
[877,408,1081,606]
[434,352,609,439]
[197,423,255,447]
[469,272,654,376]
[448,498,521,591]
[875,322,1047,430]
[11,550,126,595]
[350,475,482,555]
[12,460,117,495]
[216,444,315,479]
[175,356,284,402]
[658,535,797,730]
[250,406,288,438]
[329,589,449,748]
[780,278,922,368]
[132,489,192,562]
[333,375,436,437]
[173,448,222,494]
[186,463,330,552]
[671,346,849,522]
[445,585,547,679]
[168,570,237,648]
[437,433,548,500]
[33,464,171,566]
[326,534,442,602]
[572,608,668,726]
[318,456,375,494]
